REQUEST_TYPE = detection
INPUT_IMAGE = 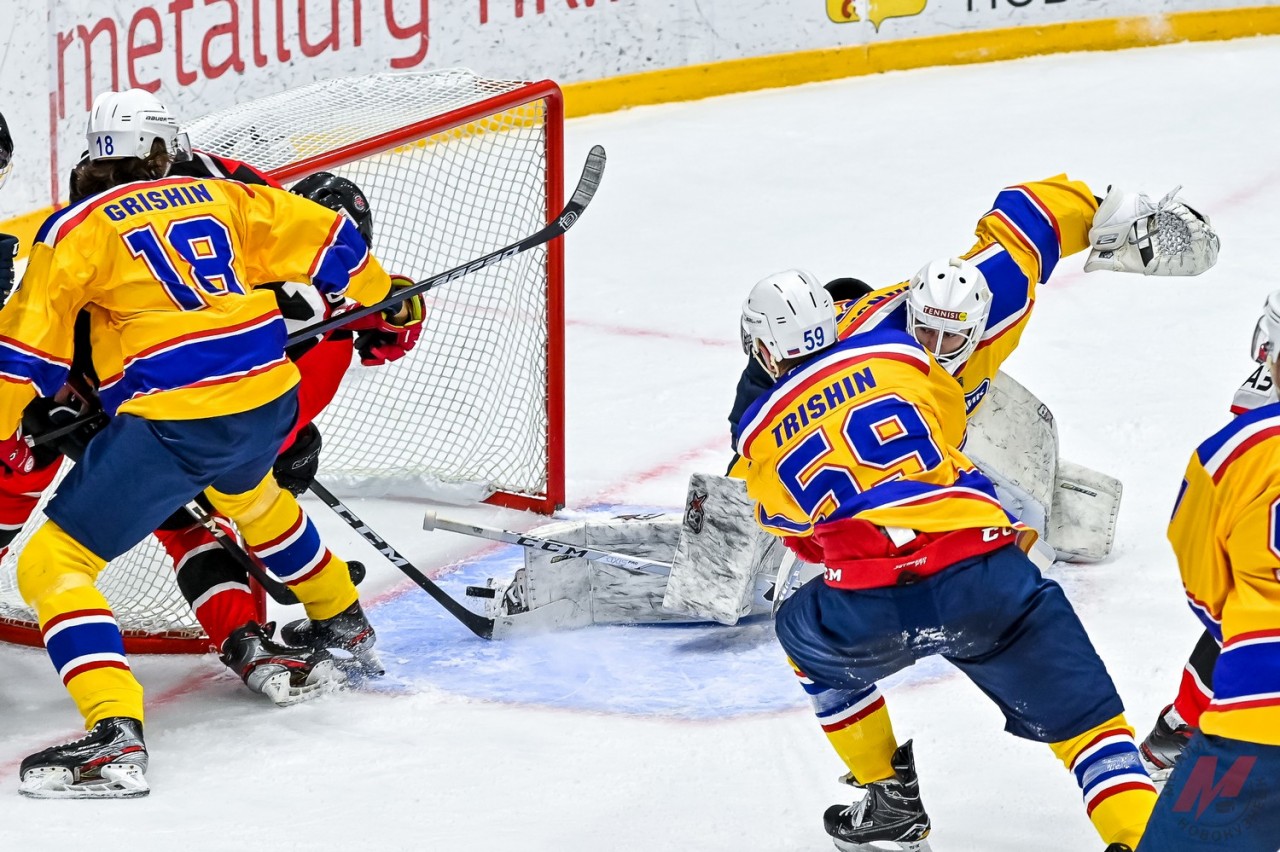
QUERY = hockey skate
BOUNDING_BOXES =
[1138,704,1194,783]
[19,717,149,799]
[824,741,932,852]
[281,600,384,678]
[221,621,346,706]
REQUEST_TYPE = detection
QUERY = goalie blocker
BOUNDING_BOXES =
[464,371,1119,634]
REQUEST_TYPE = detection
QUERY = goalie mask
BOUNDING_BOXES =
[740,269,836,378]
[1251,290,1280,365]
[906,257,992,374]
[0,109,11,191]
[86,89,191,164]
[291,172,374,248]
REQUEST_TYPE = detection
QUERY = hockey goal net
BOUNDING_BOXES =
[0,69,565,653]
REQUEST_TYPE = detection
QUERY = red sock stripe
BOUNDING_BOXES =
[61,658,131,686]
[1069,729,1133,771]
[42,608,116,634]
[287,550,334,587]
[820,695,886,733]
[1084,780,1157,816]
[255,512,305,553]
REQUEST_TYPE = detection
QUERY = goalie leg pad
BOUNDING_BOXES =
[1045,460,1122,563]
[663,473,782,626]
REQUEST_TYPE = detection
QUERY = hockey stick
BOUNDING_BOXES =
[21,145,608,443]
[182,500,302,606]
[308,480,495,640]
[287,143,607,346]
[423,511,672,577]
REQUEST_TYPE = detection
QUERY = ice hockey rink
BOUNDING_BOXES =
[1,35,1277,850]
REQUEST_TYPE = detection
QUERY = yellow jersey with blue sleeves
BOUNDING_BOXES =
[831,175,1098,415]
[1168,402,1280,745]
[736,326,1017,538]
[0,176,390,434]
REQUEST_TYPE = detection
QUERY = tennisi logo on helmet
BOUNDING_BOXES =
[826,0,927,30]
[923,306,968,322]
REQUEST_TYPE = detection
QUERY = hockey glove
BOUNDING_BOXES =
[348,274,426,366]
[0,233,18,303]
[1083,186,1220,276]
[0,430,35,475]
[273,422,323,496]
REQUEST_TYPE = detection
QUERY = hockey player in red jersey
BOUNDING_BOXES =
[3,88,418,798]
[738,271,1158,851]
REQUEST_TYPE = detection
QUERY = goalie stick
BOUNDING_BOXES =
[308,480,496,640]
[423,511,672,577]
[286,143,607,346]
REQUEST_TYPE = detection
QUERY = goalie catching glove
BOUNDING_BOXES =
[344,274,426,366]
[1084,185,1219,276]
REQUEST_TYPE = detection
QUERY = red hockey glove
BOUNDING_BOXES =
[0,430,35,475]
[346,274,427,367]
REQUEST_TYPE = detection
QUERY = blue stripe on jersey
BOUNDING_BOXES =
[738,327,922,434]
[1213,642,1280,702]
[1195,401,1280,465]
[98,316,287,414]
[826,467,1003,524]
[991,189,1062,282]
[44,621,127,674]
[757,505,810,534]
[1186,601,1224,644]
[0,340,70,397]
[311,218,372,297]
[33,192,101,245]
[972,248,1031,332]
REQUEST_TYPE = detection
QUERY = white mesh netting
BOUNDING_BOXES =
[0,69,560,648]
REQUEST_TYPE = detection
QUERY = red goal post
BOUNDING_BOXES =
[0,69,566,653]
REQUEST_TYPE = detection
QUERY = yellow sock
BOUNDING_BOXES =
[1049,714,1157,848]
[792,660,897,784]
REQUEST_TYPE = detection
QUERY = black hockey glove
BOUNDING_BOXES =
[273,422,323,496]
[21,396,108,466]
[0,233,18,303]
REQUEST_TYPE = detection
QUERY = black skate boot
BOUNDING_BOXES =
[824,740,931,852]
[220,621,346,706]
[1139,703,1194,783]
[281,600,383,677]
[19,716,148,799]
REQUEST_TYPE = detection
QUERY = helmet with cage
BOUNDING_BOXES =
[905,257,992,374]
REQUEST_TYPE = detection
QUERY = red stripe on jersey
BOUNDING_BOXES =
[1209,695,1280,712]
[986,210,1043,283]
[307,217,346,279]
[740,351,925,455]
[1211,425,1280,484]
[1012,184,1063,244]
[1224,629,1280,648]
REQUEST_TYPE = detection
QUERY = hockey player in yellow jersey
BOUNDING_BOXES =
[738,271,1157,850]
[4,90,416,799]
[1131,292,1280,852]
[728,176,1219,563]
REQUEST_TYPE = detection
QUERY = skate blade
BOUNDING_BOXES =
[258,659,349,707]
[333,648,385,681]
[19,764,149,799]
[834,838,932,852]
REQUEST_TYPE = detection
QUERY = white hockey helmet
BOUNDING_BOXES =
[740,269,837,377]
[906,257,992,374]
[86,89,190,163]
[1251,290,1280,365]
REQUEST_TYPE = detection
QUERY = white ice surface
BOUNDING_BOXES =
[3,37,1279,850]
